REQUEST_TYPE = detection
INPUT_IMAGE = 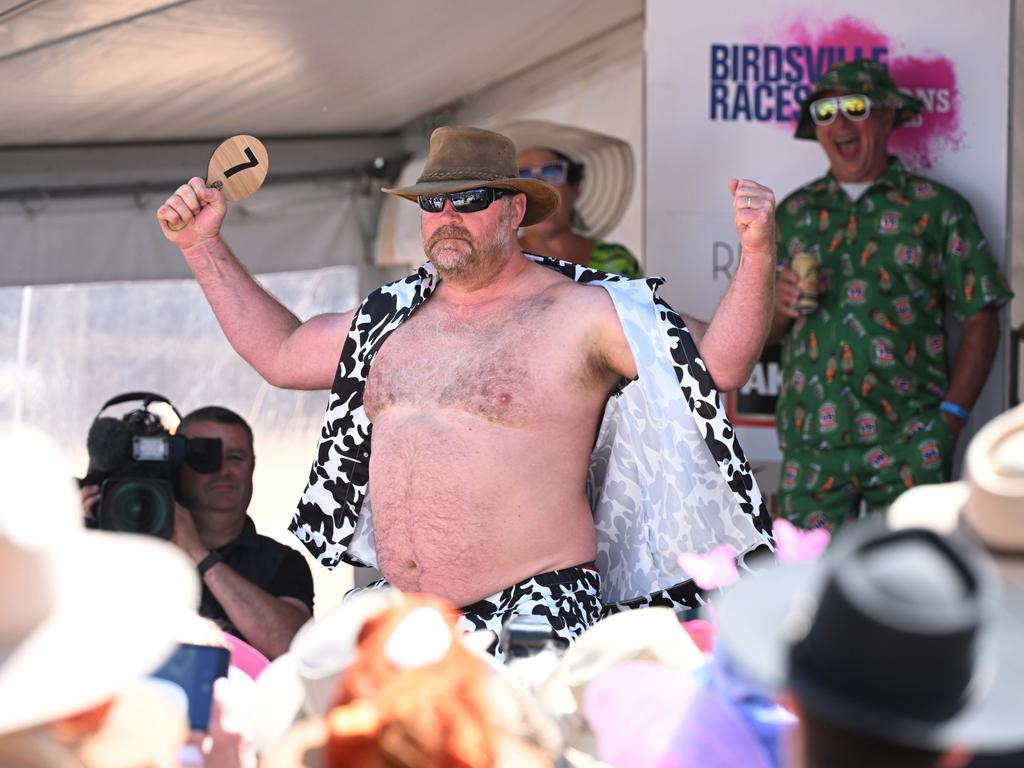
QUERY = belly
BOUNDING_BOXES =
[368,408,597,606]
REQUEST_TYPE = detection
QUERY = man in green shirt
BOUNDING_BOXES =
[768,60,1012,530]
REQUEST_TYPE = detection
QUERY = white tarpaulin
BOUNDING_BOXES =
[0,0,641,144]
[1,264,361,602]
[0,180,382,285]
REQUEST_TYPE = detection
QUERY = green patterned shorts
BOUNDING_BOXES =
[777,415,953,530]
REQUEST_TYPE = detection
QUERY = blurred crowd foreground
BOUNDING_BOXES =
[2,403,1024,767]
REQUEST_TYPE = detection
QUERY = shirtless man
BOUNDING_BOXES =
[158,126,776,648]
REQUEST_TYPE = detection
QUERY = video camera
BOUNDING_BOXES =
[79,392,222,539]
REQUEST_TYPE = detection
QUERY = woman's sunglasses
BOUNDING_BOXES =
[809,94,873,126]
[517,161,569,185]
[417,187,517,214]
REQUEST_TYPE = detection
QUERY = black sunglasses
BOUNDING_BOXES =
[417,187,517,214]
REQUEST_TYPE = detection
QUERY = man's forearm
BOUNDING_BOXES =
[699,247,775,391]
[183,237,304,387]
[201,560,310,660]
[944,307,1001,411]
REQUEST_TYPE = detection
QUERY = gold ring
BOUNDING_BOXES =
[745,196,752,209]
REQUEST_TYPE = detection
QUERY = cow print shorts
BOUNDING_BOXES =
[350,563,602,661]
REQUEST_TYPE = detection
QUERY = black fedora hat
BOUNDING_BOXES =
[716,522,1024,752]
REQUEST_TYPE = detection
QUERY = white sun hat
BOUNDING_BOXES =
[0,427,199,736]
[497,119,635,239]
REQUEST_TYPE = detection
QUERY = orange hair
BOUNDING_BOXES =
[325,595,498,768]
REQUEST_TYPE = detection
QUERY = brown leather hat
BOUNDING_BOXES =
[382,126,560,226]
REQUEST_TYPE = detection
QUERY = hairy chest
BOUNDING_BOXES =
[364,295,604,425]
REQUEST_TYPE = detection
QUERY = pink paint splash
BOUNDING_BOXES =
[750,14,963,169]
[778,14,890,70]
[888,54,964,169]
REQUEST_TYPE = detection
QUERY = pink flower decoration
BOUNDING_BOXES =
[774,518,830,563]
[678,544,738,590]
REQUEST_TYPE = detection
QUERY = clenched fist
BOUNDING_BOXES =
[729,179,776,262]
[157,176,227,251]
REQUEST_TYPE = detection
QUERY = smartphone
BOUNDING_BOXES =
[151,643,231,731]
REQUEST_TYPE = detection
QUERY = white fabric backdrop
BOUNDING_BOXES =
[1,264,364,608]
[0,180,382,286]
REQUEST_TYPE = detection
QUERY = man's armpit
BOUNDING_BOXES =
[591,299,637,381]
[578,327,619,391]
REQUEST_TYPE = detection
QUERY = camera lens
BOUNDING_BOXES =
[99,478,175,539]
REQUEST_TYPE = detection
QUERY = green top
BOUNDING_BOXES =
[774,158,1011,451]
[590,240,643,278]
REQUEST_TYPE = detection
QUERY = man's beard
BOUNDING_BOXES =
[425,224,476,276]
[423,207,512,284]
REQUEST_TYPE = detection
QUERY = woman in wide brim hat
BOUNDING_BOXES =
[498,120,642,279]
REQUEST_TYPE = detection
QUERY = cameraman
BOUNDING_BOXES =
[83,406,313,659]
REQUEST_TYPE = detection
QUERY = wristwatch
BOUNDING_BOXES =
[197,550,223,577]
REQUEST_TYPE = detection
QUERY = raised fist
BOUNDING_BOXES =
[729,178,776,261]
[157,176,227,251]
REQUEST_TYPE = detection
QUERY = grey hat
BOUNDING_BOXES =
[716,521,1024,752]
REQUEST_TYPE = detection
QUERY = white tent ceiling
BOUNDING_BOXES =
[0,0,641,145]
[0,0,644,286]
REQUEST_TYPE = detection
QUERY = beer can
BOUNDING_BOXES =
[791,251,820,314]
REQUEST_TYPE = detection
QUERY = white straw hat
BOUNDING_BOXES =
[0,427,199,736]
[497,119,635,239]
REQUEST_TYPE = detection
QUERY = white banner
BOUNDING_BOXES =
[645,0,1011,471]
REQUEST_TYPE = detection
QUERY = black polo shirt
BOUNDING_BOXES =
[199,517,314,642]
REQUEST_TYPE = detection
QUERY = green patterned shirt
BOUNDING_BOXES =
[774,158,1011,451]
[590,240,643,278]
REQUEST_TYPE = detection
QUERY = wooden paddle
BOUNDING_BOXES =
[165,135,269,231]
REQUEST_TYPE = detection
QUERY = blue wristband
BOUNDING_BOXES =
[940,400,970,421]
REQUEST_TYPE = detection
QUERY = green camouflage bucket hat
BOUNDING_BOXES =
[794,59,924,140]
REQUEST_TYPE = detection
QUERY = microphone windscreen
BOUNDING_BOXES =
[86,417,133,474]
